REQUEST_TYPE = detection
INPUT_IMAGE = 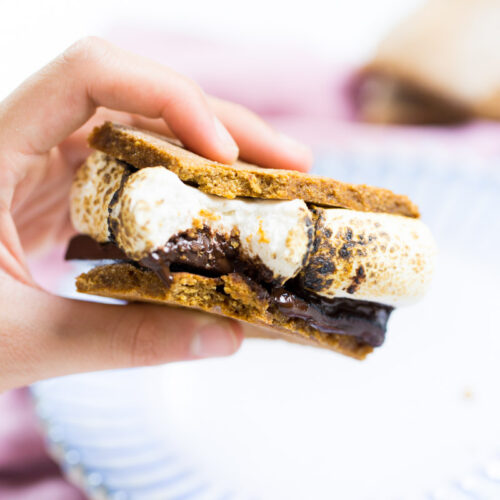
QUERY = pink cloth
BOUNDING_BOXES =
[0,389,85,500]
[3,26,500,500]
[107,24,500,160]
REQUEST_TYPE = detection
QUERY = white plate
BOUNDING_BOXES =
[32,145,500,500]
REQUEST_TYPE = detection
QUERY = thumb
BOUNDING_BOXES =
[0,277,243,392]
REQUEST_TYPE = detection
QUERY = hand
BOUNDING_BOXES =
[0,37,312,392]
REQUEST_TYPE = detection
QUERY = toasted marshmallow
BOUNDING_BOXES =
[112,167,313,281]
[70,152,127,242]
[70,154,436,306]
[71,155,313,283]
[303,208,436,306]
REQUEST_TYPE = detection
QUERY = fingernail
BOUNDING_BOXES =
[214,117,239,159]
[191,322,239,358]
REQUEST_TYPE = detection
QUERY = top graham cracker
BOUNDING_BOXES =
[89,122,419,217]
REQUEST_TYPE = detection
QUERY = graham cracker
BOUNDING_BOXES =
[89,122,419,217]
[76,263,373,360]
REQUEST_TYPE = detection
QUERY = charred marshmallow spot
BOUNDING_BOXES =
[302,208,436,306]
[70,151,129,243]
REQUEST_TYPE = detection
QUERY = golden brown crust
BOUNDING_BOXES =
[88,122,419,218]
[76,263,373,360]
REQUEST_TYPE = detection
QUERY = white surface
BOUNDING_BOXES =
[0,0,424,100]
[153,251,498,500]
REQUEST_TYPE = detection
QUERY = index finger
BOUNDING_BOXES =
[0,37,239,165]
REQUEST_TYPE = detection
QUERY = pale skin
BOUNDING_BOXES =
[0,37,312,393]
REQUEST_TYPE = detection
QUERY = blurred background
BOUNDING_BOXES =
[2,1,500,500]
[4,0,500,156]
[0,0,422,97]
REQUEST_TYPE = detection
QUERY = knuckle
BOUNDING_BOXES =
[60,36,109,68]
[177,74,205,101]
[162,74,207,115]
[126,311,165,367]
[226,101,246,114]
[217,99,261,124]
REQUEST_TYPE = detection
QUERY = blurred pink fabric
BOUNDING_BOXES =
[2,27,500,500]
[0,389,86,499]
[108,25,500,160]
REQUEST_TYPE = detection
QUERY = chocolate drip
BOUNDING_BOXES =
[270,288,391,347]
[65,234,393,347]
[65,234,128,260]
[142,227,279,287]
[139,229,238,287]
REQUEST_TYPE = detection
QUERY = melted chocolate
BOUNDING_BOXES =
[139,229,238,287]
[139,227,279,287]
[270,288,391,347]
[352,72,470,125]
[65,234,128,260]
[65,234,393,347]
[107,163,136,242]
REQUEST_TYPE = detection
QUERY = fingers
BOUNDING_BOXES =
[57,110,173,169]
[0,277,243,392]
[0,37,238,166]
[0,36,312,176]
[210,97,313,172]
